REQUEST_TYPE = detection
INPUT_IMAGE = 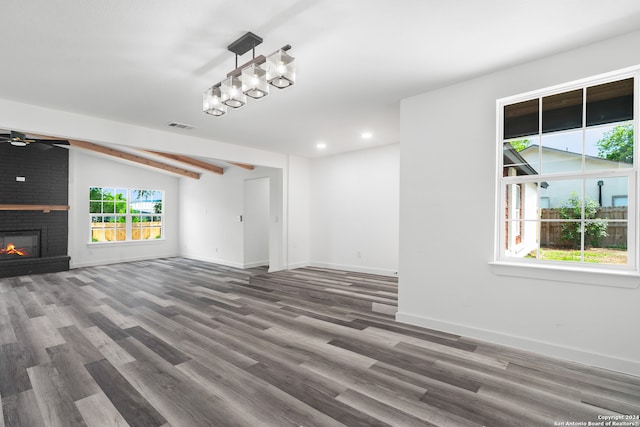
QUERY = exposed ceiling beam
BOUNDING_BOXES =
[144,150,224,175]
[227,161,255,170]
[27,131,241,178]
[67,139,200,179]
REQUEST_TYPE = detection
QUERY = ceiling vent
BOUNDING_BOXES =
[167,122,195,130]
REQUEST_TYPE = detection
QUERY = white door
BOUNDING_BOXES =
[243,177,270,267]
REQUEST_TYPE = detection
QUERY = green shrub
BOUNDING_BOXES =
[559,192,608,249]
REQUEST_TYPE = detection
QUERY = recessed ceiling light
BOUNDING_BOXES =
[316,142,327,149]
[361,131,373,140]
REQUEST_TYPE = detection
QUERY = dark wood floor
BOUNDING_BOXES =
[1,258,639,427]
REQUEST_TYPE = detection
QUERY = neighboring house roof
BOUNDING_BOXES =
[503,143,538,176]
[519,144,630,167]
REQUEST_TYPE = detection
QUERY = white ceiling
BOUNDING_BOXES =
[2,0,640,159]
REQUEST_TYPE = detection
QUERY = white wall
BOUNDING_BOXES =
[179,165,285,270]
[286,155,311,269]
[69,150,180,267]
[310,144,399,276]
[399,30,640,376]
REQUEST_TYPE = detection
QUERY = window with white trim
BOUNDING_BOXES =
[89,187,164,243]
[497,69,637,272]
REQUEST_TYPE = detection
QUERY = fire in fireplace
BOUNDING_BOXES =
[0,231,40,260]
[1,243,29,256]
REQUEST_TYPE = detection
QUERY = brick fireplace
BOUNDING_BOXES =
[0,142,70,278]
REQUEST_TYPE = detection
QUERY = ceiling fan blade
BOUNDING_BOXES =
[0,131,70,147]
[32,142,53,151]
[35,139,70,146]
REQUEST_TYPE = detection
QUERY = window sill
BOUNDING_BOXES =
[489,261,640,289]
[87,239,165,247]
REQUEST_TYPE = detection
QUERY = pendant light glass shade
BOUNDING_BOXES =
[265,49,295,89]
[203,86,227,116]
[241,63,269,99]
[221,76,246,108]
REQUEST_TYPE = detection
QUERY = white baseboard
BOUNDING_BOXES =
[284,261,309,270]
[309,262,398,277]
[396,311,640,378]
[70,252,180,269]
[243,260,269,268]
[180,254,244,269]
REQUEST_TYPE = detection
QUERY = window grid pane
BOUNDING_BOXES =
[542,89,583,133]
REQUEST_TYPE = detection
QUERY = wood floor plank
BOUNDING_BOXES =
[46,343,102,402]
[95,297,134,318]
[171,323,259,370]
[0,314,17,346]
[117,337,247,427]
[86,312,129,341]
[301,358,484,427]
[335,388,437,427]
[507,361,640,399]
[58,305,94,330]
[12,287,45,318]
[75,392,131,427]
[27,363,88,427]
[246,361,391,427]
[131,290,173,308]
[329,338,483,392]
[41,305,74,329]
[123,325,190,366]
[177,358,345,427]
[1,389,47,427]
[57,325,104,365]
[80,326,135,367]
[84,358,166,427]
[365,326,509,370]
[90,304,139,329]
[300,357,426,402]
[6,304,50,367]
[26,315,66,349]
[0,342,34,397]
[192,322,309,367]
[434,358,625,420]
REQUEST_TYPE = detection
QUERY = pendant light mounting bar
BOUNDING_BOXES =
[227,55,266,78]
[227,32,263,56]
[225,44,293,78]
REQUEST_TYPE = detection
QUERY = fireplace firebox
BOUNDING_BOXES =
[0,230,40,260]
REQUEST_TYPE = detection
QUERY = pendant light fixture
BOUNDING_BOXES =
[242,63,269,99]
[203,32,295,117]
[221,75,246,108]
[203,85,227,116]
[266,48,296,89]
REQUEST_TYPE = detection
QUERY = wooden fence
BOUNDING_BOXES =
[91,222,162,242]
[539,207,627,248]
